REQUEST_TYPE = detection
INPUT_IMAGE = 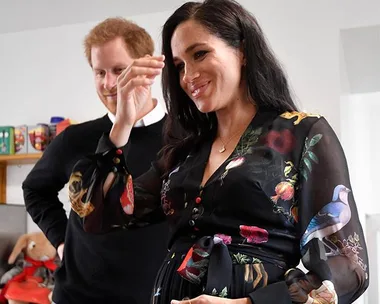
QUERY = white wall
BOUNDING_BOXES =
[339,38,351,96]
[341,92,380,304]
[340,94,374,222]
[342,92,380,221]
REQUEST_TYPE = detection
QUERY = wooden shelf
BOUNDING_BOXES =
[0,153,42,165]
[0,153,42,203]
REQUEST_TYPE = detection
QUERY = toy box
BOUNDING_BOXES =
[27,125,50,154]
[0,127,15,155]
[14,125,28,154]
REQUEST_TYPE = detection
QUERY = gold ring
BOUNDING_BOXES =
[284,268,297,277]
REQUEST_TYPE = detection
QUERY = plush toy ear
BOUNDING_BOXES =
[8,234,28,264]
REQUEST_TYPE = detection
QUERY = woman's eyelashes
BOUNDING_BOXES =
[193,50,208,60]
[175,62,185,72]
[175,50,209,72]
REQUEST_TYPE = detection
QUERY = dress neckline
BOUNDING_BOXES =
[198,109,278,189]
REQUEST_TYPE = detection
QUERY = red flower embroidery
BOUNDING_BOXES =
[215,234,232,245]
[239,225,269,244]
[120,175,134,215]
[264,129,295,154]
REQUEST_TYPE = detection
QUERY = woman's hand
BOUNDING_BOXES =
[171,295,251,304]
[110,55,165,147]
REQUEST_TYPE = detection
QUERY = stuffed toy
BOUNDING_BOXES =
[0,232,59,304]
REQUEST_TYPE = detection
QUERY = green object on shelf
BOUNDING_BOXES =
[0,126,15,155]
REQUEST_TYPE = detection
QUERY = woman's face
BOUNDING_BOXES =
[171,20,245,113]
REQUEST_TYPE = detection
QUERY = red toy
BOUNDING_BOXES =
[0,232,59,304]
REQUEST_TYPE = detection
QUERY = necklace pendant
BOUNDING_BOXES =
[219,146,226,153]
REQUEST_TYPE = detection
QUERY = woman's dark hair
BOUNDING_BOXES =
[160,0,298,175]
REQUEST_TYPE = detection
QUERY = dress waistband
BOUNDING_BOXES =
[171,235,290,296]
[171,236,290,269]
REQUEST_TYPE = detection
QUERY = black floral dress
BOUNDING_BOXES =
[68,110,369,304]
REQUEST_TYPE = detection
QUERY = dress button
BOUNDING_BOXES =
[116,149,123,155]
[112,166,118,173]
[113,157,120,164]
[195,197,202,204]
[192,207,199,214]
[189,220,195,227]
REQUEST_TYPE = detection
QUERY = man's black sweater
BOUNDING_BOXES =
[22,114,169,304]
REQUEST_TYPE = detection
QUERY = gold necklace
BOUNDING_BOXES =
[218,127,246,153]
[217,107,257,153]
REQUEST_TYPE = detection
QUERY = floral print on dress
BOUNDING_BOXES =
[69,171,93,218]
[280,111,321,125]
[234,126,263,156]
[211,287,228,298]
[219,126,262,184]
[271,180,295,203]
[264,129,296,154]
[231,253,261,265]
[161,165,181,216]
[239,225,269,244]
[220,157,245,183]
[215,234,232,245]
[269,130,321,224]
[300,134,322,181]
[120,174,134,215]
[226,157,245,170]
[329,232,368,277]
[75,110,369,302]
[270,161,299,224]
[161,179,174,216]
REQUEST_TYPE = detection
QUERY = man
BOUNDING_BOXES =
[22,18,168,304]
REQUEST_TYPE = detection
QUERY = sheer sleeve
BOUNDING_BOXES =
[249,117,369,304]
[289,117,369,303]
[68,133,165,234]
